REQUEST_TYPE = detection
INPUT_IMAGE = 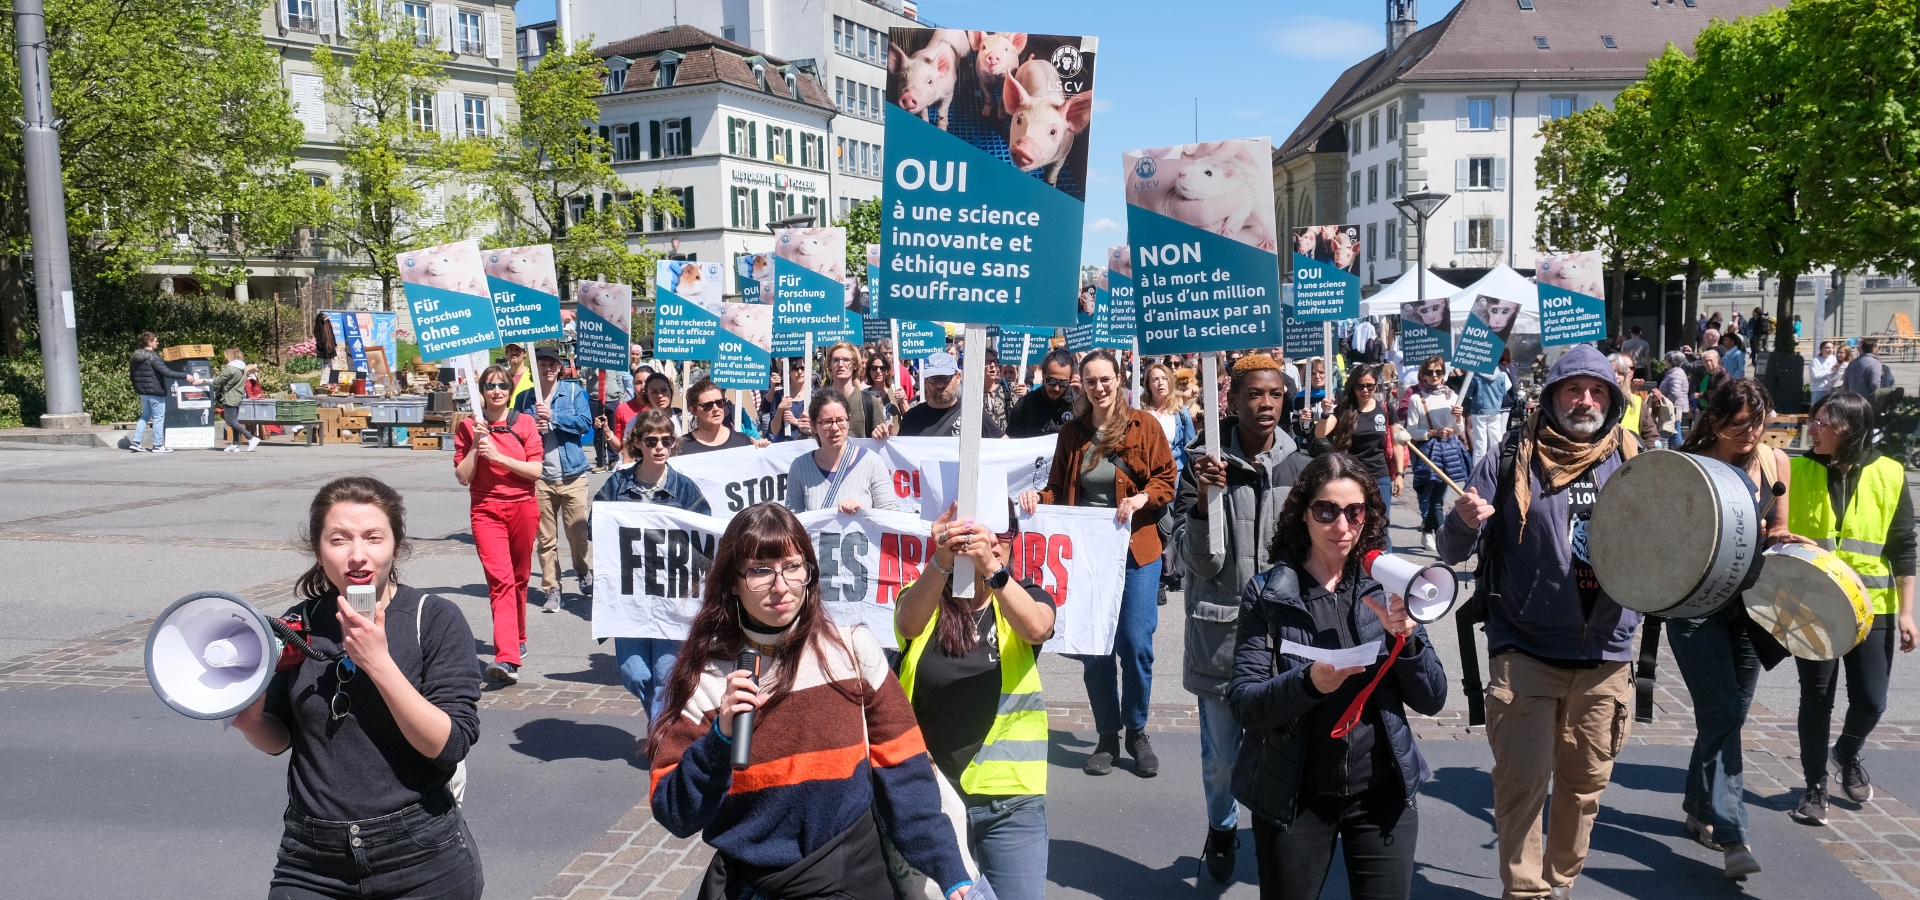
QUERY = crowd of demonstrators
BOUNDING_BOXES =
[1313,363,1401,549]
[1461,356,1513,469]
[785,388,901,514]
[516,348,596,614]
[455,365,544,686]
[128,331,204,453]
[823,341,893,439]
[1020,349,1177,778]
[1400,357,1467,553]
[212,347,261,452]
[679,380,764,454]
[1788,391,1919,826]
[1007,349,1079,438]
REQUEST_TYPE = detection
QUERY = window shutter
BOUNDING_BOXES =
[436,90,458,138]
[431,3,452,51]
[682,187,694,229]
[1455,158,1469,191]
[751,188,760,229]
[1494,96,1509,131]
[748,122,758,158]
[599,125,611,159]
[681,118,693,155]
[484,13,501,60]
[319,0,337,36]
[626,123,640,159]
[649,120,661,159]
[1538,96,1552,122]
[1494,158,1508,191]
[1455,98,1469,131]
[1454,220,1468,253]
[338,0,354,36]
[1494,218,1507,251]
[277,0,289,31]
[290,73,327,134]
[727,117,736,154]
[786,129,795,162]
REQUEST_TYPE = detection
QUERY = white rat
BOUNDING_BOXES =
[1164,146,1277,251]
[485,246,557,296]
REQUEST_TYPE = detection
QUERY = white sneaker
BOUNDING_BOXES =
[153,447,174,453]
[223,444,239,453]
[247,437,260,451]
[1422,531,1437,552]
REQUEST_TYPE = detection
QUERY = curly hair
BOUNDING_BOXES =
[1267,452,1387,573]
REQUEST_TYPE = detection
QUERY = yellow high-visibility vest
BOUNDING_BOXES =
[898,591,1047,796]
[1789,455,1904,614]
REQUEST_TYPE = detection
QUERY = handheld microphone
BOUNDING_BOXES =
[730,647,761,770]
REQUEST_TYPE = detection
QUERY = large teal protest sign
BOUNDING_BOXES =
[1290,224,1361,321]
[483,245,564,343]
[1398,295,1451,362]
[1451,294,1524,375]
[573,280,632,371]
[652,261,730,360]
[1124,139,1282,354]
[897,320,948,360]
[772,227,850,335]
[710,330,771,390]
[398,240,500,361]
[1536,251,1607,346]
[880,29,1095,328]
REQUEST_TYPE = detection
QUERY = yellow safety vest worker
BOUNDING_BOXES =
[897,592,1048,795]
[1789,455,1904,614]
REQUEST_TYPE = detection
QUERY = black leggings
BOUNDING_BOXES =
[1797,613,1897,785]
[223,405,256,443]
[1252,792,1417,900]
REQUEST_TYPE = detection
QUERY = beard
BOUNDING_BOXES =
[1561,405,1606,439]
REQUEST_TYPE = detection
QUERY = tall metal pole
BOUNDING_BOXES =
[15,0,89,428]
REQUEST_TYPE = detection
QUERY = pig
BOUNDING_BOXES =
[887,31,967,131]
[1003,59,1092,185]
[774,227,847,281]
[1162,144,1277,251]
[576,281,630,325]
[1293,228,1319,257]
[968,31,1027,119]
[400,241,485,295]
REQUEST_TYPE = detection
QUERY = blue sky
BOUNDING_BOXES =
[513,0,1465,265]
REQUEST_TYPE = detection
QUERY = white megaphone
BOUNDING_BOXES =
[145,591,314,719]
[1362,550,1460,624]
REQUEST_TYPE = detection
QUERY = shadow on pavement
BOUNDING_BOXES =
[546,652,622,685]
[1049,730,1093,770]
[508,717,646,769]
[1049,839,1227,898]
[1417,766,1499,841]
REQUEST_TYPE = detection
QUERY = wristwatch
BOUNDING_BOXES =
[985,567,1012,590]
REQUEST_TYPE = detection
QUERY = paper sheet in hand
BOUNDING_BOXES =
[1279,640,1382,668]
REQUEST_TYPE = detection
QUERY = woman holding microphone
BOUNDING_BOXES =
[897,503,1057,900]
[231,477,484,898]
[649,504,973,900]
[1229,453,1447,900]
[453,365,544,685]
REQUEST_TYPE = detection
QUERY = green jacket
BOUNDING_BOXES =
[211,363,247,407]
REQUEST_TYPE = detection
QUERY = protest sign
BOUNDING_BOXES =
[667,436,1056,517]
[1536,250,1607,347]
[1281,303,1322,358]
[1290,224,1362,322]
[879,28,1095,328]
[1063,269,1107,351]
[1452,294,1523,375]
[1124,138,1282,354]
[736,252,773,304]
[652,260,727,360]
[773,227,849,334]
[1106,244,1137,346]
[1398,293,1451,362]
[482,245,564,344]
[590,503,1128,654]
[996,325,1051,366]
[398,240,500,360]
[896,320,949,360]
[573,280,632,371]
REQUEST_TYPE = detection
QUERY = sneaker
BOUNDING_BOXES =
[1126,727,1160,778]
[541,587,564,613]
[152,446,174,453]
[1157,584,1168,606]
[247,436,260,451]
[1790,783,1830,826]
[1422,530,1437,552]
[580,577,594,601]
[1084,733,1118,776]
[1686,814,1722,850]
[519,641,527,658]
[223,444,239,453]
[1201,827,1238,882]
[1549,886,1574,900]
[1723,843,1761,879]
[129,444,148,452]
[1835,754,1874,803]
[483,660,520,685]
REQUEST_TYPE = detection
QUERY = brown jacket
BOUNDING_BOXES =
[1037,407,1178,565]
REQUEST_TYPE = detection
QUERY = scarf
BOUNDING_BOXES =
[1512,408,1638,542]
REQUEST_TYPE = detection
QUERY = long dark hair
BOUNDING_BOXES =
[1071,349,1129,473]
[1812,391,1877,467]
[651,504,856,743]
[1679,378,1773,466]
[1267,453,1387,574]
[1330,363,1384,453]
[296,477,411,601]
[932,505,1021,657]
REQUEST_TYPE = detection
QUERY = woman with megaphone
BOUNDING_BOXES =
[230,477,485,899]
[1229,452,1447,900]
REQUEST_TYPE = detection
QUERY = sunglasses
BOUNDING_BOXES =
[330,657,357,720]
[1353,382,1377,392]
[641,435,677,449]
[1044,377,1071,388]
[482,381,511,391]
[1423,369,1444,378]
[696,398,727,412]
[1309,501,1367,525]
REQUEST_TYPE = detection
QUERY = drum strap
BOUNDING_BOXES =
[1634,618,1662,723]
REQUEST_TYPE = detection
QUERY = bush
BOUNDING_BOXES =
[284,353,320,374]
[0,348,143,424]
[0,393,20,429]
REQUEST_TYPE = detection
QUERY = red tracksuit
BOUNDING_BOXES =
[454,412,543,666]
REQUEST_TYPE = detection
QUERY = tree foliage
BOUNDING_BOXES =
[837,197,881,281]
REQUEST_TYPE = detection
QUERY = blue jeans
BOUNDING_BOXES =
[1415,480,1449,534]
[1077,556,1161,734]
[614,637,682,719]
[965,793,1048,900]
[1375,476,1394,552]
[132,394,167,448]
[1666,613,1760,845]
[1198,693,1241,830]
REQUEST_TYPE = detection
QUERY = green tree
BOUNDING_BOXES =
[313,0,493,311]
[836,197,881,281]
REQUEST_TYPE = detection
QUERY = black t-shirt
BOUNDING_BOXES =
[676,429,753,454]
[1007,389,1075,438]
[1566,468,1601,620]
[1296,571,1398,798]
[911,580,1054,785]
[900,401,1006,439]
[1348,402,1393,478]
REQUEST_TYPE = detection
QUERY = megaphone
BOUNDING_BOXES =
[144,591,326,719]
[1362,550,1459,624]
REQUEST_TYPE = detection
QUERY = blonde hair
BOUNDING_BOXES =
[1142,363,1180,414]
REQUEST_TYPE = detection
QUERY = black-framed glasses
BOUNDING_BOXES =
[1353,382,1377,392]
[1309,501,1367,525]
[482,381,511,391]
[696,398,728,412]
[1422,369,1444,378]
[641,435,677,449]
[330,657,357,720]
[743,561,813,592]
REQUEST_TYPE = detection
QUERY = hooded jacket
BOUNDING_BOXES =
[129,347,193,398]
[1173,420,1314,699]
[1436,345,1643,662]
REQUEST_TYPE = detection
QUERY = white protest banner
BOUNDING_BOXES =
[667,436,1058,517]
[590,503,1127,654]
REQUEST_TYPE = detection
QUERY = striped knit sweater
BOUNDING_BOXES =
[650,625,969,893]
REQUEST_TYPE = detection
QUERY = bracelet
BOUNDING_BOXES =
[929,556,953,575]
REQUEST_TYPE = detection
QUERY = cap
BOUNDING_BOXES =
[922,352,959,377]
[535,347,561,365]
[504,343,526,353]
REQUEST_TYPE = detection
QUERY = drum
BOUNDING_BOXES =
[1588,450,1760,618]
[1743,545,1873,661]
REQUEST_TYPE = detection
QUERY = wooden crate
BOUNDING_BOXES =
[410,435,444,450]
[162,344,215,362]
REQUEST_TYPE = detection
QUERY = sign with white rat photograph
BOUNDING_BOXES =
[880,28,1095,328]
[1536,250,1608,347]
[1125,137,1282,354]
[1290,224,1361,322]
[398,239,500,361]
[482,244,564,344]
[573,280,632,371]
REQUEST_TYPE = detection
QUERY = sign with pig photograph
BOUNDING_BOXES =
[1124,138,1283,355]
[1291,225,1362,321]
[398,239,501,361]
[880,28,1096,328]
[483,245,565,344]
[573,280,632,371]
[1535,250,1608,347]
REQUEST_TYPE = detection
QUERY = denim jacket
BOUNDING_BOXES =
[594,464,710,514]
[515,379,594,479]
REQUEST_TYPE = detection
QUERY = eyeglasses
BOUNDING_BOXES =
[696,398,727,412]
[1353,382,1377,392]
[641,435,677,449]
[330,657,356,720]
[1422,369,1444,378]
[814,417,849,429]
[482,381,511,391]
[830,356,856,366]
[743,561,812,592]
[1044,378,1072,388]
[1309,501,1368,525]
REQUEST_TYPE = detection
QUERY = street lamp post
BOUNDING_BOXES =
[1393,187,1452,356]
[15,0,89,428]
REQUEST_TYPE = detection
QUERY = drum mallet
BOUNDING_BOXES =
[1392,426,1465,495]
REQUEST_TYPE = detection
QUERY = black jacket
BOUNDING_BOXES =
[1006,386,1076,438]
[1228,559,1447,829]
[129,348,192,398]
